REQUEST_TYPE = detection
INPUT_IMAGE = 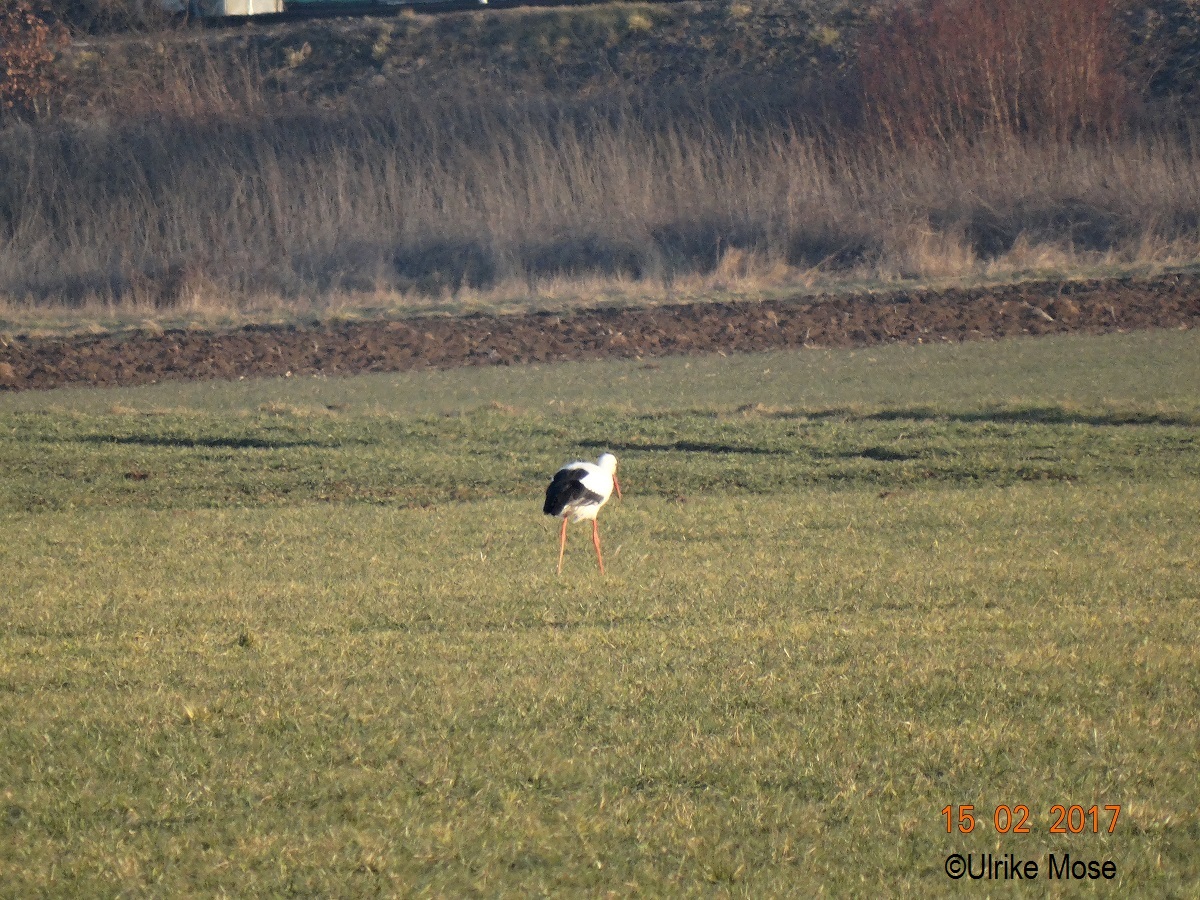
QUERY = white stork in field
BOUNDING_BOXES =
[543,453,622,575]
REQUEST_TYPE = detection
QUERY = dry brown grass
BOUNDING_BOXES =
[2,1,1200,326]
[3,96,1200,326]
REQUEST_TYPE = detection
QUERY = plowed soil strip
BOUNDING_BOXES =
[2,275,1198,392]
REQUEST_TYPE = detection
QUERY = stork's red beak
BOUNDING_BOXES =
[613,474,623,500]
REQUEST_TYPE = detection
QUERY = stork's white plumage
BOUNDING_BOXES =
[543,453,622,574]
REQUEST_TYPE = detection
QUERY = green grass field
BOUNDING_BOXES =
[2,331,1199,895]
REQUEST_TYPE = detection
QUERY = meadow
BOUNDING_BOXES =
[1,330,1198,895]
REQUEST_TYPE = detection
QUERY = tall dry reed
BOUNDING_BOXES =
[1,94,1199,317]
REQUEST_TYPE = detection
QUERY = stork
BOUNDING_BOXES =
[543,453,622,574]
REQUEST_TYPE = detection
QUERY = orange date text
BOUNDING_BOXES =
[942,804,1120,834]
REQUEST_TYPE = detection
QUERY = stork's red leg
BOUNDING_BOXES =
[557,516,569,575]
[592,519,605,574]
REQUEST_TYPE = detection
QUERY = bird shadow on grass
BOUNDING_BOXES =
[767,406,1200,428]
[591,440,787,455]
[595,440,927,463]
[70,434,331,450]
[849,446,922,461]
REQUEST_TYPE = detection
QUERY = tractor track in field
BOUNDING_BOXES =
[1,274,1198,392]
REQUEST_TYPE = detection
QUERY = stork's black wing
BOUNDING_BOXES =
[543,468,603,516]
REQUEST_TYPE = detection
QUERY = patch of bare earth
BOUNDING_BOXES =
[1,275,1197,392]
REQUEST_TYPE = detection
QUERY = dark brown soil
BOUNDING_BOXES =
[1,275,1198,392]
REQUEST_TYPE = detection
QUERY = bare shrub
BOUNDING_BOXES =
[0,0,68,121]
[858,0,1132,146]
